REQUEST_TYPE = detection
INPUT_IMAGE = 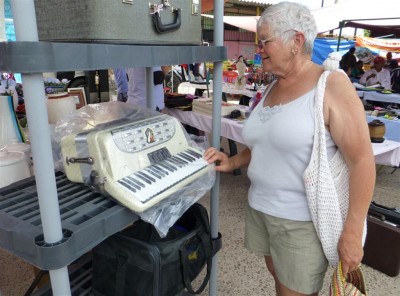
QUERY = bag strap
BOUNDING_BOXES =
[315,70,330,151]
[307,70,331,171]
[180,204,222,294]
[180,232,212,294]
[115,252,129,296]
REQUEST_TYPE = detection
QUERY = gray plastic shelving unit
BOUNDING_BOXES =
[31,253,93,296]
[0,172,137,270]
[2,1,225,293]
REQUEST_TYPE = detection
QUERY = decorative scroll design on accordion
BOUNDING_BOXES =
[61,114,209,212]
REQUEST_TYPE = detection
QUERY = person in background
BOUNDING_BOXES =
[126,66,170,111]
[204,2,375,295]
[389,59,400,92]
[384,52,393,69]
[339,47,357,72]
[350,60,365,82]
[234,55,250,67]
[113,68,128,102]
[359,56,391,89]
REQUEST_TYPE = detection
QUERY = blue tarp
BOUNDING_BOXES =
[312,38,356,65]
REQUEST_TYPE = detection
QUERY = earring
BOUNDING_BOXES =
[292,48,298,55]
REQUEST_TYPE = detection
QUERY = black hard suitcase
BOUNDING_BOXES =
[34,0,202,45]
[368,201,400,225]
[362,215,400,277]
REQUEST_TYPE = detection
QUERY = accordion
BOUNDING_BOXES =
[61,114,209,212]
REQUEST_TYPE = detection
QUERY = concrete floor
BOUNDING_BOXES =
[0,139,399,295]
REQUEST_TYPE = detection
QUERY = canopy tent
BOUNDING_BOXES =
[355,36,400,62]
[310,0,400,35]
[203,0,399,35]
[312,38,355,64]
[202,14,260,32]
[344,20,400,37]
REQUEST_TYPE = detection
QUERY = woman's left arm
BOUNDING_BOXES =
[324,72,376,274]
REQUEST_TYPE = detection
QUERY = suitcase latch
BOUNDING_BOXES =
[122,0,133,4]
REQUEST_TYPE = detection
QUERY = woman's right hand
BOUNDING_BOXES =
[204,147,234,173]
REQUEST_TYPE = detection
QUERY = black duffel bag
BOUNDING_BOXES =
[92,203,222,296]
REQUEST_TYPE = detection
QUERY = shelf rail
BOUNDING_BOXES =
[209,1,224,295]
[11,0,72,294]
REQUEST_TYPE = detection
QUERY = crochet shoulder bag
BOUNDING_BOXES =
[303,69,366,266]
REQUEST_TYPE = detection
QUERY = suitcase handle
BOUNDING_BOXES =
[152,8,181,33]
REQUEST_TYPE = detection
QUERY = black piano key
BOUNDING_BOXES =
[186,149,202,159]
[153,151,162,162]
[161,148,172,159]
[159,161,176,172]
[149,165,165,177]
[156,150,166,161]
[167,157,184,168]
[178,152,196,162]
[138,171,156,183]
[127,176,145,188]
[124,177,142,190]
[118,180,137,192]
[183,151,197,161]
[171,155,187,165]
[153,164,169,175]
[135,172,152,185]
[145,167,162,179]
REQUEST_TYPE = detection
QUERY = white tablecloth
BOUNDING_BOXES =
[178,82,257,98]
[165,107,246,144]
[166,108,400,167]
[358,91,400,104]
[372,140,400,167]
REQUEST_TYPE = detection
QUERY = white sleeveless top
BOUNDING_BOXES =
[242,82,337,221]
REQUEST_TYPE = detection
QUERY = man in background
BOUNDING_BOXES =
[126,66,170,111]
[359,56,391,90]
[340,47,357,72]
[113,68,128,102]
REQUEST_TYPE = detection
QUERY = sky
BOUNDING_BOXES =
[284,0,337,10]
[264,0,339,10]
[271,0,364,36]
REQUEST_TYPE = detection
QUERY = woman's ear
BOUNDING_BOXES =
[293,31,305,53]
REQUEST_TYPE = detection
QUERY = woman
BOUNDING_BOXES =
[204,2,375,295]
[350,60,365,82]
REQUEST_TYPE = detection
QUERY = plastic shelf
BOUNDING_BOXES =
[0,42,227,73]
[0,172,137,270]
[31,253,93,296]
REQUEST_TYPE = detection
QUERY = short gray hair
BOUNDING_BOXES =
[257,1,317,55]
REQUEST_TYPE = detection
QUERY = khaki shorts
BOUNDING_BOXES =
[244,204,328,294]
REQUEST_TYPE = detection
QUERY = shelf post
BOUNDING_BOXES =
[11,0,72,295]
[209,0,224,295]
[146,67,155,110]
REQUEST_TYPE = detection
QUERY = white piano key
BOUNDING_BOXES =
[118,149,207,203]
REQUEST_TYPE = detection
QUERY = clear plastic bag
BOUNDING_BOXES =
[53,101,215,237]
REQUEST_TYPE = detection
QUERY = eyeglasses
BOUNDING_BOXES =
[257,29,297,49]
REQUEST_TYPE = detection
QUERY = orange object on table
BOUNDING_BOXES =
[223,71,238,83]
